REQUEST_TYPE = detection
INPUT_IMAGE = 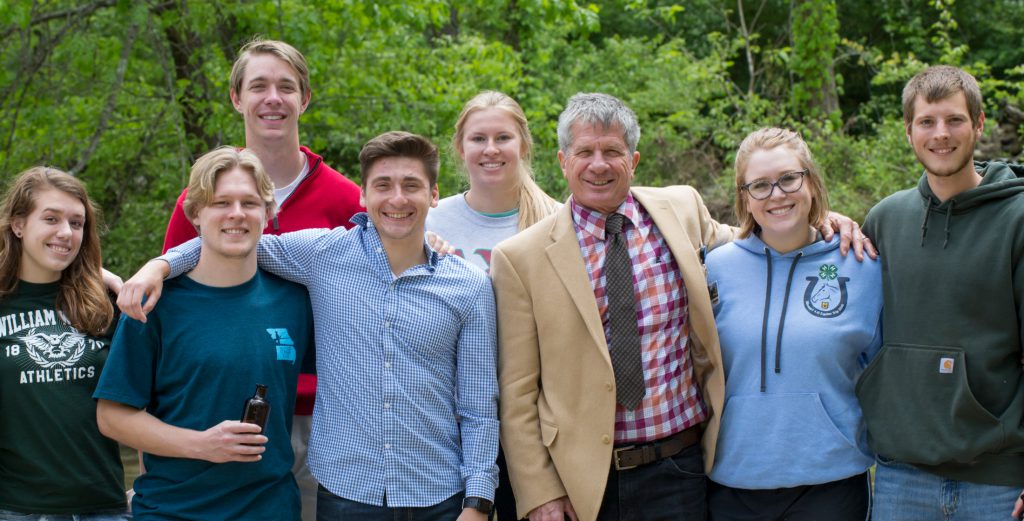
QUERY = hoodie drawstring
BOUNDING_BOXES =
[760,251,772,393]
[759,248,803,393]
[775,253,802,376]
[942,200,955,249]
[920,204,931,246]
[920,199,956,248]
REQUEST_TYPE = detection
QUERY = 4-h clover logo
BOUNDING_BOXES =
[805,263,848,318]
[819,264,838,280]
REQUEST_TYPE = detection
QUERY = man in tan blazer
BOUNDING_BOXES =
[491,93,870,521]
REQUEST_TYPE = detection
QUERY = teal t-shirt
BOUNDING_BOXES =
[94,269,313,521]
[0,281,125,514]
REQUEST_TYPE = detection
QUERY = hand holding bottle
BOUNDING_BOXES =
[192,420,267,463]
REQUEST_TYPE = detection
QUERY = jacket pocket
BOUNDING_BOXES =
[856,343,1002,464]
[540,420,558,447]
[711,393,869,488]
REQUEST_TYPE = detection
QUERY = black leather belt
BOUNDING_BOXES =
[612,424,702,471]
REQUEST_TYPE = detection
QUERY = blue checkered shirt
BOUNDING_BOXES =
[162,213,499,506]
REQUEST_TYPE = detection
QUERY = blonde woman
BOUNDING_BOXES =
[427,92,560,519]
[426,91,559,273]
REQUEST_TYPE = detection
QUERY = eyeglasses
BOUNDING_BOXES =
[740,170,808,200]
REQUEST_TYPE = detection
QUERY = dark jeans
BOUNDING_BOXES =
[315,487,463,521]
[707,472,870,521]
[596,442,707,521]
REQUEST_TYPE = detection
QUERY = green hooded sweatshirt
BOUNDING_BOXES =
[859,160,1024,487]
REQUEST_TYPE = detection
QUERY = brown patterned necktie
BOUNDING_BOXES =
[604,212,645,410]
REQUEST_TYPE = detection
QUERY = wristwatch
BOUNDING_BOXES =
[462,496,494,515]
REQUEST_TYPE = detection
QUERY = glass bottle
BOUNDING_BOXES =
[240,384,270,432]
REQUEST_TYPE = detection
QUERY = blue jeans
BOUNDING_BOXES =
[873,458,1021,521]
[597,442,706,521]
[315,487,463,521]
[0,509,131,521]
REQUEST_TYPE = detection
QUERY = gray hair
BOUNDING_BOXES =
[556,93,641,154]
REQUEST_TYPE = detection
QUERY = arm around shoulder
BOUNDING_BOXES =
[649,185,737,249]
[117,259,172,322]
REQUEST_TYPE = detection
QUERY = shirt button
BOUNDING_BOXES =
[383,403,391,409]
[384,443,391,450]
[376,247,383,253]
[384,362,392,369]
[384,321,391,328]
[601,435,611,444]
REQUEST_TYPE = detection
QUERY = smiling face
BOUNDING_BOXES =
[459,108,523,190]
[12,188,86,283]
[906,91,983,180]
[191,167,271,261]
[742,146,815,251]
[558,121,639,214]
[230,53,310,145]
[360,156,439,247]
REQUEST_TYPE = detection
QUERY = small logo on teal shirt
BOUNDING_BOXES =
[267,328,295,363]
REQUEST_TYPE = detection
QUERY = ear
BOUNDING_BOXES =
[10,218,24,238]
[975,111,985,137]
[230,89,243,113]
[631,150,641,172]
[557,150,567,178]
[359,189,366,209]
[431,184,439,208]
[299,91,311,115]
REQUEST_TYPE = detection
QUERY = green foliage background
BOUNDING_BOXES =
[0,0,1021,275]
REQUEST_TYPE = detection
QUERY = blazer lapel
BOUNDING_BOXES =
[634,189,718,348]
[545,206,611,365]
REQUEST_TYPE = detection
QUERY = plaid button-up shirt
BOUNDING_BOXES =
[571,193,707,443]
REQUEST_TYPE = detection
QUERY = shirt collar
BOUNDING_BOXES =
[570,192,643,240]
[353,212,438,277]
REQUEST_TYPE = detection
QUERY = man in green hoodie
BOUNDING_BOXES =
[859,65,1024,520]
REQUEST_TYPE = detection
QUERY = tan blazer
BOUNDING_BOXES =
[490,185,735,521]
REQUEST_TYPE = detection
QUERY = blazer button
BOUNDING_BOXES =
[605,382,613,391]
[601,434,611,444]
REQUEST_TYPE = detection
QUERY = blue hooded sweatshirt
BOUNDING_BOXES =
[705,233,882,489]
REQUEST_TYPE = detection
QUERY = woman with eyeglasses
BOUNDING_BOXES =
[703,127,882,521]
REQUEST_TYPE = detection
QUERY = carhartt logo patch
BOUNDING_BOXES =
[939,357,954,374]
[267,328,296,363]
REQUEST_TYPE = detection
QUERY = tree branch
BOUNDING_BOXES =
[71,21,141,175]
[0,0,117,40]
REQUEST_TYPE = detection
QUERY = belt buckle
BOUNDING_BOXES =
[613,445,637,471]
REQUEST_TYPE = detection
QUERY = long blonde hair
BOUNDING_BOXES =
[0,167,112,336]
[452,91,558,230]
